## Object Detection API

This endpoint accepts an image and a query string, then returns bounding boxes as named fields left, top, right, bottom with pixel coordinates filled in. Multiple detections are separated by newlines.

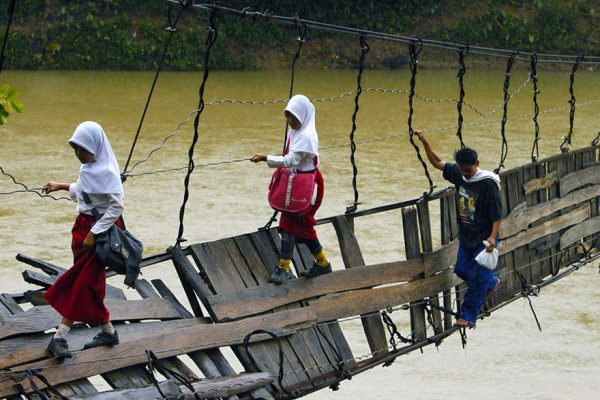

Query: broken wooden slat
left=206, top=258, right=423, bottom=321
left=559, top=216, right=600, bottom=250
left=0, top=297, right=181, bottom=340
left=333, top=215, right=388, bottom=358
left=21, top=270, right=126, bottom=300
left=69, top=380, right=182, bottom=399
left=499, top=203, right=590, bottom=255
left=559, top=165, right=600, bottom=196
left=178, top=372, right=274, bottom=399
left=523, top=170, right=558, bottom=195
left=0, top=308, right=316, bottom=398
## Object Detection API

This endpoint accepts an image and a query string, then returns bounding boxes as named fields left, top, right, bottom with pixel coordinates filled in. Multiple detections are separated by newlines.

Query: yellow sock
left=314, top=250, right=329, bottom=267
left=279, top=258, right=291, bottom=272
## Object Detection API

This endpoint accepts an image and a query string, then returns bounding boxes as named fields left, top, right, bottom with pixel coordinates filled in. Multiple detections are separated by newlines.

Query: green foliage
left=0, top=84, right=24, bottom=125
left=0, top=0, right=597, bottom=70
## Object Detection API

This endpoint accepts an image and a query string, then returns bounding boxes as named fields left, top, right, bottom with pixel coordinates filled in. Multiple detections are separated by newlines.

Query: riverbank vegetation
left=1, top=0, right=598, bottom=70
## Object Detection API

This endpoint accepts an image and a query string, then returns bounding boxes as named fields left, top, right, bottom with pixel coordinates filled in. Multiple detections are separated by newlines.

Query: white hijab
left=69, top=121, right=124, bottom=195
left=284, top=95, right=319, bottom=158
left=463, top=168, right=501, bottom=190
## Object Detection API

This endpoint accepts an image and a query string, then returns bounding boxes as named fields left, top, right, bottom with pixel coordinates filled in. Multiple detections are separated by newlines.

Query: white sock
left=100, top=322, right=115, bottom=335
left=53, top=323, right=71, bottom=339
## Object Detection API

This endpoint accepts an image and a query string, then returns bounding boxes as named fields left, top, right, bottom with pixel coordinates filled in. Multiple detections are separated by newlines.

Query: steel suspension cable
left=406, top=38, right=435, bottom=196
left=495, top=51, right=518, bottom=174
left=455, top=45, right=469, bottom=149
left=345, top=35, right=369, bottom=214
left=530, top=53, right=540, bottom=162
left=175, top=10, right=217, bottom=246
left=560, top=55, right=584, bottom=153
left=122, top=0, right=190, bottom=177
left=262, top=17, right=307, bottom=230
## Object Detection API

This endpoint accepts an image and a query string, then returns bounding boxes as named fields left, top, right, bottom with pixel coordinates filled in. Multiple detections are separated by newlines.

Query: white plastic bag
left=475, top=241, right=498, bottom=270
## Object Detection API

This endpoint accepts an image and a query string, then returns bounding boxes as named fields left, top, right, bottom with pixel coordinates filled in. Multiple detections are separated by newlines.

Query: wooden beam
left=332, top=215, right=388, bottom=357
left=206, top=258, right=423, bottom=321
left=0, top=298, right=181, bottom=340
left=559, top=165, right=600, bottom=196
left=499, top=185, right=599, bottom=238
left=0, top=308, right=317, bottom=398
left=499, top=204, right=590, bottom=255
left=70, top=380, right=182, bottom=399
left=403, top=206, right=427, bottom=341
left=310, top=269, right=462, bottom=322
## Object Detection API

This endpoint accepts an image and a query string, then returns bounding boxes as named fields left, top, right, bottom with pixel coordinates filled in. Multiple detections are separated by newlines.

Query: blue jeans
left=454, top=240, right=499, bottom=323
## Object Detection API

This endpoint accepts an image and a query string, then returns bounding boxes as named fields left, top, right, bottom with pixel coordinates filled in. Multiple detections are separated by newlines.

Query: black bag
left=82, top=192, right=143, bottom=288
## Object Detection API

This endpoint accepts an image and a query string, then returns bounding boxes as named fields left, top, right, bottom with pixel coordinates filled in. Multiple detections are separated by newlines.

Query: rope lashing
left=122, top=0, right=191, bottom=179
left=175, top=10, right=218, bottom=247
left=455, top=44, right=469, bottom=149
left=530, top=53, right=541, bottom=162
left=345, top=35, right=369, bottom=214
left=406, top=37, right=436, bottom=197
left=262, top=16, right=307, bottom=231
left=0, top=0, right=16, bottom=74
left=243, top=329, right=293, bottom=397
left=494, top=50, right=519, bottom=174
left=560, top=55, right=584, bottom=153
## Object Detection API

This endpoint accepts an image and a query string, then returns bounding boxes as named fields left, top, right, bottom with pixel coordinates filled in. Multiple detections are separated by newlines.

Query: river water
left=1, top=67, right=599, bottom=399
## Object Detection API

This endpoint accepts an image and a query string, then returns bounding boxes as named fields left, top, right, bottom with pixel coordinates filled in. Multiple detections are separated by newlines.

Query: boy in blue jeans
left=416, top=131, right=503, bottom=327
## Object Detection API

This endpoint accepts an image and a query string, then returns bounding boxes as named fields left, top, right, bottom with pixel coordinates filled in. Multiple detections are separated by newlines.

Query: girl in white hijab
left=251, top=95, right=332, bottom=284
left=42, top=121, right=124, bottom=359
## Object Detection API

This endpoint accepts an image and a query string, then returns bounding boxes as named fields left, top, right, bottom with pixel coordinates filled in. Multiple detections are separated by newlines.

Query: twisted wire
left=561, top=55, right=584, bottom=153
left=530, top=53, right=540, bottom=162
left=495, top=51, right=518, bottom=174
left=455, top=45, right=469, bottom=148
left=346, top=35, right=369, bottom=213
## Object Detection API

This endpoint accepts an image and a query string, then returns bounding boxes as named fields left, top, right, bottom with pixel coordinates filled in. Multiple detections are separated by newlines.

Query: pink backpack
left=268, top=167, right=316, bottom=213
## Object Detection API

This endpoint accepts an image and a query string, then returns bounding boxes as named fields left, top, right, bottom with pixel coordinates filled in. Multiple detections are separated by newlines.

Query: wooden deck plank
left=559, top=216, right=600, bottom=249
left=206, top=258, right=423, bottom=321
left=0, top=298, right=180, bottom=340
left=310, top=269, right=461, bottom=322
left=0, top=308, right=317, bottom=398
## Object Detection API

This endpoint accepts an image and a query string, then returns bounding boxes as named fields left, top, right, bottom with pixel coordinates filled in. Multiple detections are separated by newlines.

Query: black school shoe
left=84, top=331, right=119, bottom=349
left=270, top=267, right=295, bottom=284
left=47, top=337, right=72, bottom=359
left=301, top=262, right=332, bottom=278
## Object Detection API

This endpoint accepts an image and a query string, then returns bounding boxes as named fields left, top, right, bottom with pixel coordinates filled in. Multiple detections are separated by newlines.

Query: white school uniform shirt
left=68, top=121, right=125, bottom=235
left=267, top=94, right=319, bottom=172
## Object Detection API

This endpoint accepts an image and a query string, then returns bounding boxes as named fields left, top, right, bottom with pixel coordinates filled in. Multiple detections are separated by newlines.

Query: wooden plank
left=206, top=258, right=423, bottom=321
left=0, top=298, right=181, bottom=340
left=171, top=245, right=215, bottom=318
left=499, top=203, right=590, bottom=255
left=559, top=165, right=600, bottom=195
left=423, top=240, right=458, bottom=277
left=417, top=199, right=442, bottom=335
left=16, top=254, right=126, bottom=299
left=499, top=185, right=599, bottom=238
left=0, top=319, right=202, bottom=369
left=0, top=308, right=317, bottom=397
left=151, top=279, right=238, bottom=379
left=523, top=170, right=558, bottom=195
left=332, top=215, right=388, bottom=356
left=310, top=269, right=462, bottom=322
left=179, top=372, right=273, bottom=399
left=403, top=207, right=427, bottom=341
left=559, top=216, right=600, bottom=249
left=439, top=195, right=456, bottom=330
left=70, top=380, right=182, bottom=400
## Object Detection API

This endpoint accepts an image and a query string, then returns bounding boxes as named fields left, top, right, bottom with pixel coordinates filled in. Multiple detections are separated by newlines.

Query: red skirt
left=279, top=168, right=324, bottom=240
left=45, top=213, right=122, bottom=325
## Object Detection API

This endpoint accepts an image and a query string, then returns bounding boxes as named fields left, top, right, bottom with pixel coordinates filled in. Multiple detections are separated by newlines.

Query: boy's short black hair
left=454, top=147, right=478, bottom=166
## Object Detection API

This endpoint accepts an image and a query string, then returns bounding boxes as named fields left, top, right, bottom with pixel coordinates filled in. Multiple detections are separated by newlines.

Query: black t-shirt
left=443, top=163, right=503, bottom=249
